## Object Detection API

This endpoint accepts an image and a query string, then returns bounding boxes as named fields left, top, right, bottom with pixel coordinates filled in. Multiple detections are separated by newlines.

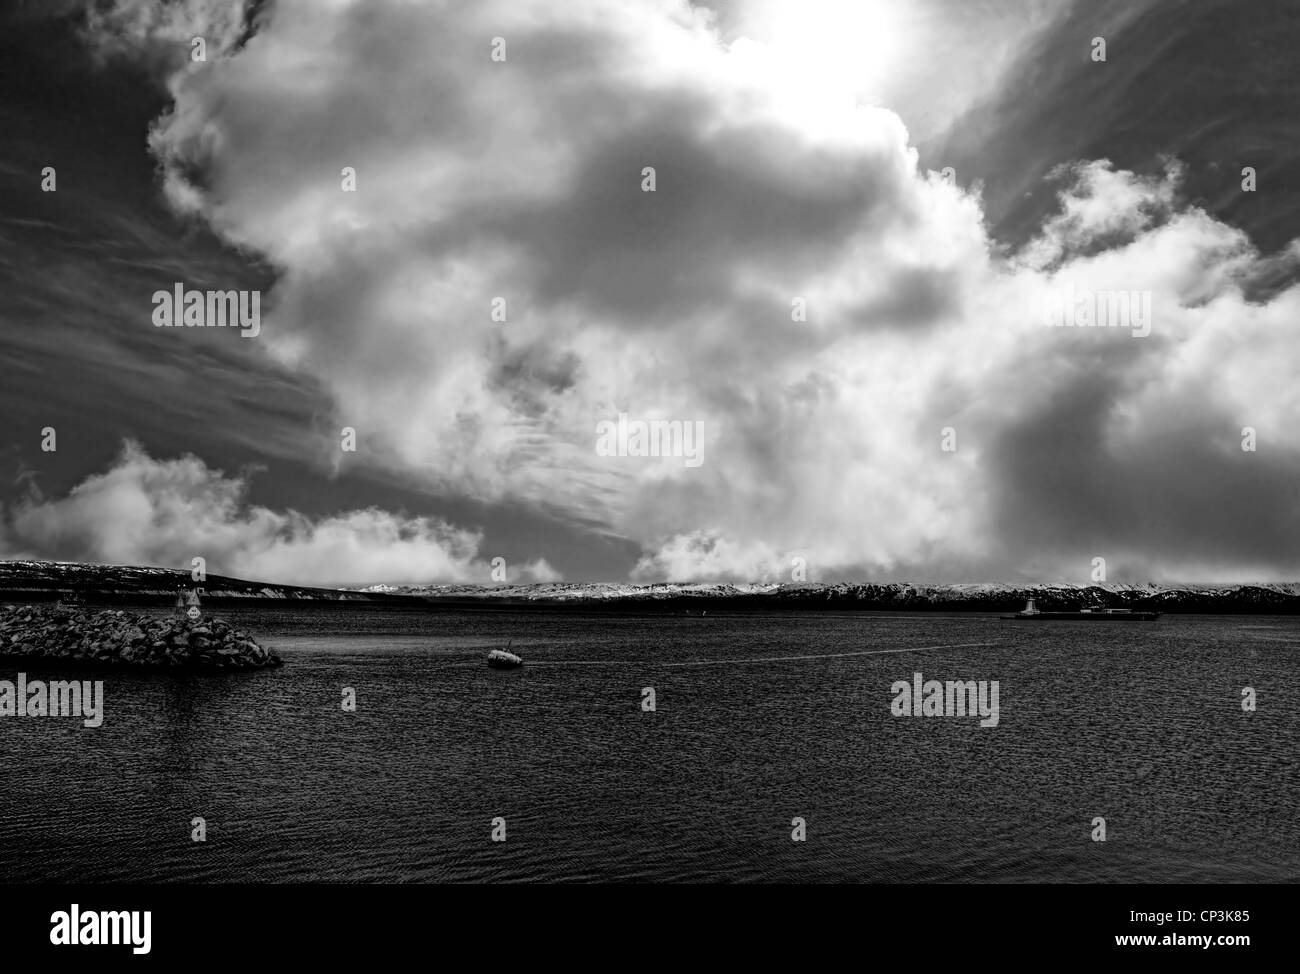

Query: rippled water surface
left=1, top=604, right=1296, bottom=882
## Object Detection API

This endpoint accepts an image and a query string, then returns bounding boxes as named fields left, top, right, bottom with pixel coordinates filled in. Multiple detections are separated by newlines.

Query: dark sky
left=0, top=0, right=637, bottom=582
left=2, top=0, right=1298, bottom=585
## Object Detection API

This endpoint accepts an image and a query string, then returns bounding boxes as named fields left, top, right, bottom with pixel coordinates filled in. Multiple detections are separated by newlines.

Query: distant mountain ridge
left=4, top=561, right=1300, bottom=613
left=364, top=579, right=1300, bottom=613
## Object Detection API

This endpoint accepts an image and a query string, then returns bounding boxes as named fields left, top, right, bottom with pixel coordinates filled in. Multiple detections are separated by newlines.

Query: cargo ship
left=1002, top=597, right=1160, bottom=621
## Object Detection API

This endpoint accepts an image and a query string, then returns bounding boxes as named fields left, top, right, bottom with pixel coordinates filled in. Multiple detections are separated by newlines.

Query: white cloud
left=83, top=0, right=249, bottom=78
left=79, top=0, right=1300, bottom=583
left=0, top=442, right=561, bottom=587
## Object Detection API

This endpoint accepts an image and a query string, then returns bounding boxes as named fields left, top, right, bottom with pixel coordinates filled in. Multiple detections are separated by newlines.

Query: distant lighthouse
left=174, top=587, right=203, bottom=623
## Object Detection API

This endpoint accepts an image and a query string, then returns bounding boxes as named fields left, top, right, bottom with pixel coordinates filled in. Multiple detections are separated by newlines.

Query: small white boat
left=487, top=647, right=524, bottom=669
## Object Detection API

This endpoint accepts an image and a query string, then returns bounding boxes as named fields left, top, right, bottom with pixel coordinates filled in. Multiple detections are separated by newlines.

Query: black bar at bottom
left=0, top=882, right=1283, bottom=963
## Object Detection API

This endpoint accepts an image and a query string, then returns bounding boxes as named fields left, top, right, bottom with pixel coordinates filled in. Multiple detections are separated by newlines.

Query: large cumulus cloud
left=1, top=442, right=560, bottom=587
left=78, top=0, right=1300, bottom=583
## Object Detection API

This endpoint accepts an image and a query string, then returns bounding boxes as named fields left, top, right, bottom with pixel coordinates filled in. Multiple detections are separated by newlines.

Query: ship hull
left=1002, top=612, right=1161, bottom=621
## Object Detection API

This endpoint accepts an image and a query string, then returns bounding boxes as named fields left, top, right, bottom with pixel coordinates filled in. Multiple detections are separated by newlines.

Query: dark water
left=1, top=604, right=1296, bottom=883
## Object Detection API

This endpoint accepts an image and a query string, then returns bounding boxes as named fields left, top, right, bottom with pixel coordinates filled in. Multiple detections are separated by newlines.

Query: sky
left=2, top=0, right=1299, bottom=587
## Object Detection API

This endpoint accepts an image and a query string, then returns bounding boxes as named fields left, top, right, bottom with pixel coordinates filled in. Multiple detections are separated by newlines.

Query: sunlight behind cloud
left=730, top=0, right=910, bottom=114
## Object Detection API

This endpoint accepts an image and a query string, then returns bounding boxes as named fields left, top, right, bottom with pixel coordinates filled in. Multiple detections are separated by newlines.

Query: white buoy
left=487, top=648, right=523, bottom=669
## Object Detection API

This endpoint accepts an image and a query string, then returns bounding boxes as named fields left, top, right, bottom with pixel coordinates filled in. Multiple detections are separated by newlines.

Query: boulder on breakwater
left=0, top=603, right=281, bottom=671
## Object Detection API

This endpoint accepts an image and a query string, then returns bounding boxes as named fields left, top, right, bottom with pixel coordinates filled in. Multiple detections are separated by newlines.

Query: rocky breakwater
left=0, top=604, right=282, bottom=671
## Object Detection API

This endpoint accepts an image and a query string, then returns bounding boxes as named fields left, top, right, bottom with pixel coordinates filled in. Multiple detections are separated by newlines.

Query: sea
left=1, top=603, right=1296, bottom=883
